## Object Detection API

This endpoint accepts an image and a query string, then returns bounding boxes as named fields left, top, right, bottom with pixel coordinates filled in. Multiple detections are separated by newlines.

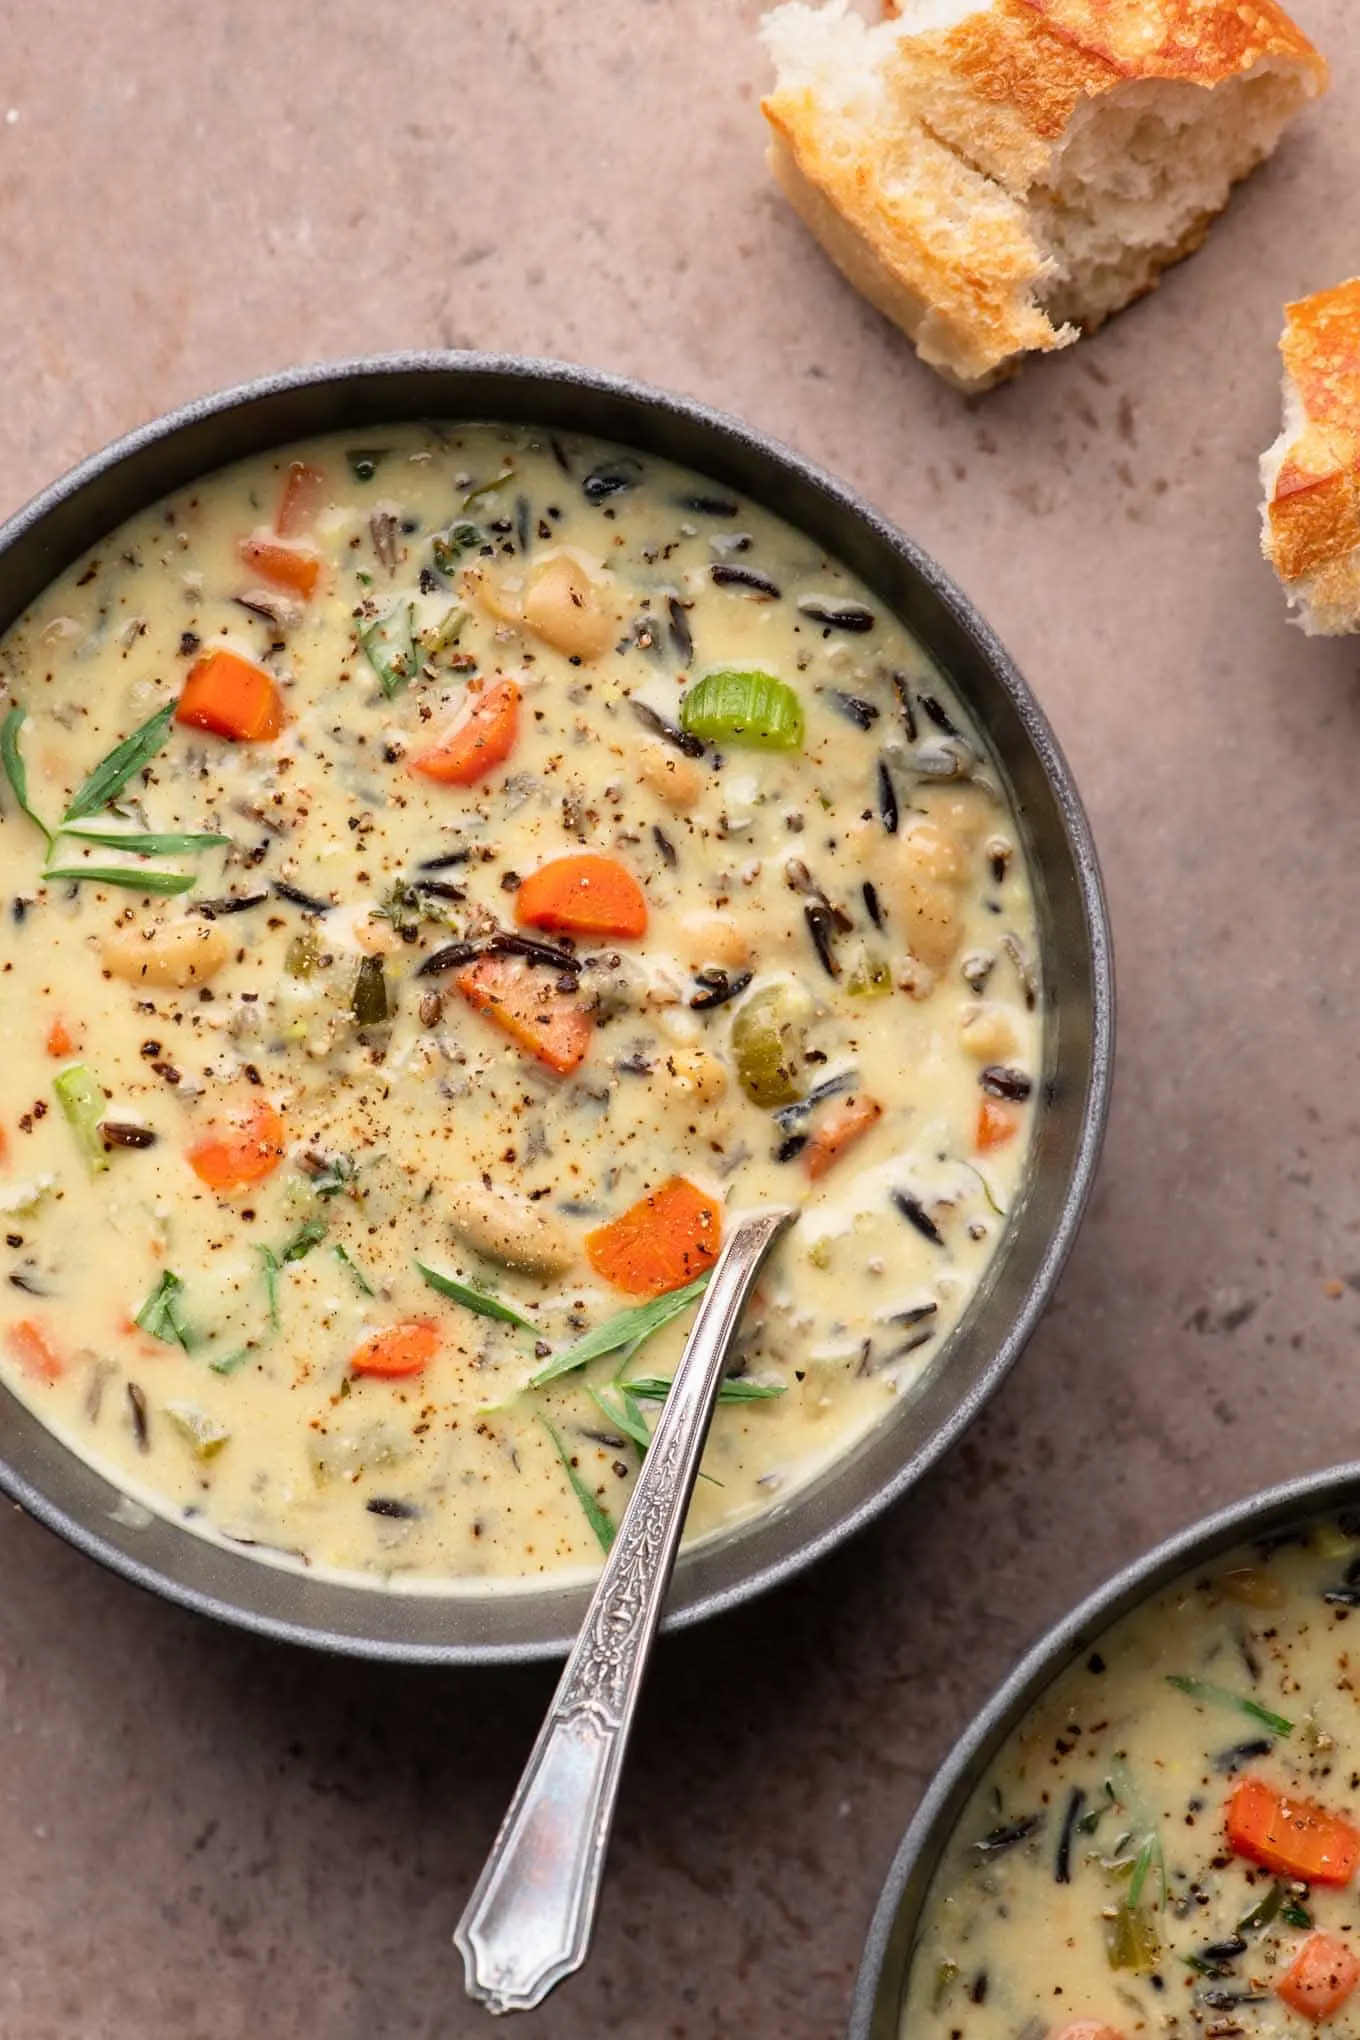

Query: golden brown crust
left=1267, top=281, right=1360, bottom=584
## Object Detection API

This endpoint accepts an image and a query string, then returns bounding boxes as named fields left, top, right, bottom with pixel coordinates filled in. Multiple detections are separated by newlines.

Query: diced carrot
left=409, top=679, right=520, bottom=786
left=1278, top=1933, right=1360, bottom=2022
left=187, top=1095, right=286, bottom=1194
left=977, top=1097, right=1021, bottom=1153
left=237, top=535, right=320, bottom=600
left=1049, top=2026, right=1125, bottom=2040
left=586, top=1176, right=722, bottom=1297
left=177, top=649, right=286, bottom=744
left=276, top=459, right=325, bottom=537
left=6, top=1320, right=64, bottom=1383
left=1226, top=1777, right=1360, bottom=1887
left=45, top=1018, right=77, bottom=1059
left=349, top=1318, right=440, bottom=1379
left=454, top=954, right=593, bottom=1075
left=515, top=853, right=648, bottom=941
left=804, top=1093, right=882, bottom=1181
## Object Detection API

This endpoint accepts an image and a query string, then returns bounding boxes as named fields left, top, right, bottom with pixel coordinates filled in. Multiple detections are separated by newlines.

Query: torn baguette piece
left=1261, top=279, right=1360, bottom=636
left=761, top=0, right=1328, bottom=392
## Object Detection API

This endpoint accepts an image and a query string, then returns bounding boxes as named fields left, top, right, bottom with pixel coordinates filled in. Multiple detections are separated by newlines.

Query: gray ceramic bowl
left=850, top=1462, right=1360, bottom=2040
left=0, top=354, right=1113, bottom=1662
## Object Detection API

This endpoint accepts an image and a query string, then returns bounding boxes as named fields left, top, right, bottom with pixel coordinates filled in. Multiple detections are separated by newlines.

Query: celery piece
left=54, top=1063, right=110, bottom=1173
left=679, top=668, right=804, bottom=751
left=166, top=1403, right=231, bottom=1460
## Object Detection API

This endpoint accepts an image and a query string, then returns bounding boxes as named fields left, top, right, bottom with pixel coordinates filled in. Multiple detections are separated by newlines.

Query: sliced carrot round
left=454, top=954, right=593, bottom=1074
left=5, top=1320, right=64, bottom=1383
left=410, top=679, right=520, bottom=786
left=187, top=1095, right=286, bottom=1194
left=1226, top=1776, right=1360, bottom=1886
left=515, top=853, right=648, bottom=940
left=177, top=649, right=286, bottom=744
left=586, top=1177, right=722, bottom=1297
left=350, top=1318, right=440, bottom=1379
left=238, top=534, right=320, bottom=600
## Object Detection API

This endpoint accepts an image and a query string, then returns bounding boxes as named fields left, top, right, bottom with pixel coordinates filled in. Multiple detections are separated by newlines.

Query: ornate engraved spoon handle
left=454, top=1205, right=797, bottom=2016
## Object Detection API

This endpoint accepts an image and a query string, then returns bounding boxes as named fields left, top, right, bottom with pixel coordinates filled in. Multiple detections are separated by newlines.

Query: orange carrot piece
left=45, top=1018, right=77, bottom=1059
left=0, top=1126, right=9, bottom=1170
left=187, top=1095, right=286, bottom=1194
left=6, top=1320, right=64, bottom=1383
left=515, top=853, right=648, bottom=941
left=1278, top=1934, right=1360, bottom=2022
left=349, top=1318, right=440, bottom=1379
left=276, top=459, right=325, bottom=537
left=409, top=679, right=520, bottom=786
left=1226, top=1778, right=1360, bottom=1887
left=977, top=1097, right=1021, bottom=1153
left=1049, top=2026, right=1125, bottom=2040
left=454, top=954, right=593, bottom=1075
left=237, top=535, right=320, bottom=600
left=177, top=649, right=286, bottom=744
left=586, top=1177, right=723, bottom=1297
left=804, top=1094, right=882, bottom=1181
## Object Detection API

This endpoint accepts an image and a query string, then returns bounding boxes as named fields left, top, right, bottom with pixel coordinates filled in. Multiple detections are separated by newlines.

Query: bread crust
left=1266, top=281, right=1360, bottom=587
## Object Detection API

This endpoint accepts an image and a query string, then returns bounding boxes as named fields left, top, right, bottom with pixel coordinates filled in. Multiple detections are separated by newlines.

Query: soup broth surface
left=0, top=421, right=1039, bottom=1588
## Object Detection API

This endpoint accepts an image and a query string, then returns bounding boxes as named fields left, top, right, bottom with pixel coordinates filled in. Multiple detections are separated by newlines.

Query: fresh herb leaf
left=359, top=601, right=419, bottom=698
left=55, top=825, right=229, bottom=855
left=1, top=705, right=52, bottom=845
left=334, top=1243, right=374, bottom=1297
left=259, top=1246, right=281, bottom=1330
left=53, top=1063, right=109, bottom=1173
left=960, top=1159, right=1007, bottom=1219
left=279, top=1218, right=327, bottom=1264
left=346, top=448, right=390, bottom=482
left=588, top=1381, right=652, bottom=1454
left=463, top=472, right=513, bottom=510
left=209, top=1347, right=253, bottom=1377
left=626, top=1375, right=785, bottom=1404
left=1283, top=1900, right=1313, bottom=1929
left=309, top=1153, right=358, bottom=1199
left=432, top=523, right=483, bottom=575
left=540, top=1416, right=615, bottom=1554
left=135, top=1269, right=194, bottom=1352
left=530, top=1271, right=711, bottom=1386
left=415, top=1260, right=539, bottom=1334
left=1166, top=1675, right=1293, bottom=1739
left=42, top=865, right=196, bottom=896
left=1237, top=1883, right=1285, bottom=1936
left=62, top=702, right=175, bottom=822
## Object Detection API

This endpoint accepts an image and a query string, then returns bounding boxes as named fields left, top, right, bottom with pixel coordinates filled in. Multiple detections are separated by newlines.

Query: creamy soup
left=0, top=421, right=1039, bottom=1589
left=903, top=1517, right=1360, bottom=2040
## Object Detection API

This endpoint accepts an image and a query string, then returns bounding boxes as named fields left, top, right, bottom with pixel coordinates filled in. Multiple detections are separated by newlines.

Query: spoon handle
left=454, top=1205, right=796, bottom=2016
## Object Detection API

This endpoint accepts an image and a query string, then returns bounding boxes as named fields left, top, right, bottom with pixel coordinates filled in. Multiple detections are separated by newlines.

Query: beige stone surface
left=2, top=3, right=1359, bottom=2035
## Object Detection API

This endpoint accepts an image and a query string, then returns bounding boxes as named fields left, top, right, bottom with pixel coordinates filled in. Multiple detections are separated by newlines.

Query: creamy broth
left=0, top=422, right=1039, bottom=1589
left=903, top=1520, right=1360, bottom=2040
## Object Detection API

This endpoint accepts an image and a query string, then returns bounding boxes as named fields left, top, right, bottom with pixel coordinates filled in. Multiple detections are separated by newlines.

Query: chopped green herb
left=346, top=448, right=390, bottom=482
left=54, top=1063, right=109, bottom=1173
left=540, top=1416, right=615, bottom=1555
left=259, top=1247, right=281, bottom=1330
left=588, top=1381, right=652, bottom=1454
left=135, top=1270, right=194, bottom=1352
left=961, top=1159, right=1007, bottom=1219
left=43, top=865, right=196, bottom=896
left=432, top=523, right=484, bottom=575
left=462, top=473, right=513, bottom=510
left=1238, top=1882, right=1285, bottom=1935
left=55, top=825, right=229, bottom=855
left=279, top=1218, right=328, bottom=1264
left=351, top=954, right=388, bottom=1026
left=530, top=1271, right=711, bottom=1386
left=679, top=668, right=804, bottom=751
left=415, top=1260, right=539, bottom=1334
left=1167, top=1676, right=1293, bottom=1739
left=1, top=704, right=53, bottom=846
left=1283, top=1899, right=1314, bottom=1930
left=309, top=1153, right=358, bottom=1199
left=333, top=1243, right=374, bottom=1297
left=61, top=702, right=175, bottom=822
left=625, top=1375, right=786, bottom=1404
left=209, top=1348, right=253, bottom=1378
left=358, top=601, right=419, bottom=699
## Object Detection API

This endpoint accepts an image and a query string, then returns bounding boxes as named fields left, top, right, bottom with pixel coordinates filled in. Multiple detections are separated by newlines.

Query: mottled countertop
left=4, top=4, right=1359, bottom=2035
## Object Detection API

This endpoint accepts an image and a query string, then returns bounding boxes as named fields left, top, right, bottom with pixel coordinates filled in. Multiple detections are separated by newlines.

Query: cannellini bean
left=899, top=876, right=961, bottom=970
left=675, top=910, right=751, bottom=971
left=922, top=785, right=991, bottom=846
left=900, top=819, right=967, bottom=887
left=446, top=1182, right=577, bottom=1276
left=959, top=1004, right=1019, bottom=1063
left=521, top=553, right=616, bottom=661
left=638, top=743, right=703, bottom=811
left=101, top=917, right=230, bottom=988
left=664, top=1050, right=728, bottom=1105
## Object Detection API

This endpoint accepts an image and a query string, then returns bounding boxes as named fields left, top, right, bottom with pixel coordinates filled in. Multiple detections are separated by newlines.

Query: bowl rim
left=848, top=1458, right=1360, bottom=2040
left=0, top=351, right=1114, bottom=1660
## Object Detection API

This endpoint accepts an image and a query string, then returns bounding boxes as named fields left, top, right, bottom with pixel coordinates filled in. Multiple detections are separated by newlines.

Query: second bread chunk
left=761, top=0, right=1327, bottom=391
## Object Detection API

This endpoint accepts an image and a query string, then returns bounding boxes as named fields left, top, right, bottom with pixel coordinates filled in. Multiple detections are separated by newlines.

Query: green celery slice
left=679, top=668, right=804, bottom=750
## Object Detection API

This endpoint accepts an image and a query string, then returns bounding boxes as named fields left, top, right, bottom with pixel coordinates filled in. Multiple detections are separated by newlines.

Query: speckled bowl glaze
left=0, top=354, right=1113, bottom=1661
left=850, top=1463, right=1360, bottom=2040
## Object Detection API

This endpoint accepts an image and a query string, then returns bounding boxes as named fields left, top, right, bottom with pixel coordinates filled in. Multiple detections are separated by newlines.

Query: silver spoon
left=455, top=1205, right=797, bottom=2015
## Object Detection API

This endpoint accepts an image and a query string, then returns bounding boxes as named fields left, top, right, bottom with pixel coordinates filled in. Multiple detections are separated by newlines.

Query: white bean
left=446, top=1182, right=577, bottom=1276
left=101, top=918, right=230, bottom=988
